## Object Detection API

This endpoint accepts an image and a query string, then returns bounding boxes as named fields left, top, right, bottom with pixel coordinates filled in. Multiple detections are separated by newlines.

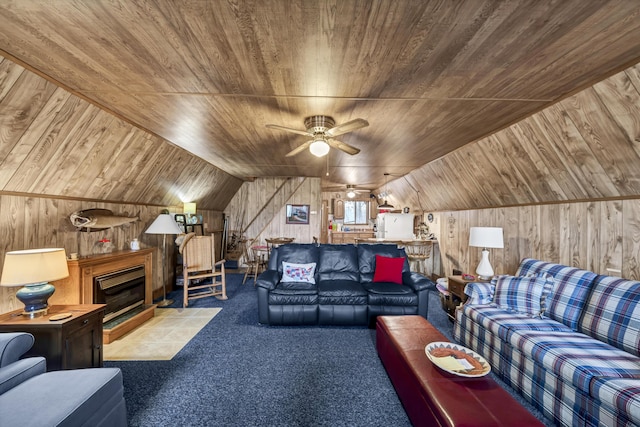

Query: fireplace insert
left=94, top=265, right=145, bottom=323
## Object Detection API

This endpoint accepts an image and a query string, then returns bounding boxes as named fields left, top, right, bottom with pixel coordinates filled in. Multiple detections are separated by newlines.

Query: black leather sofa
left=256, top=243, right=434, bottom=326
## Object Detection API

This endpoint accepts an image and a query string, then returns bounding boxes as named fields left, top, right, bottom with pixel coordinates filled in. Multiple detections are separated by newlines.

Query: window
left=344, top=200, right=368, bottom=224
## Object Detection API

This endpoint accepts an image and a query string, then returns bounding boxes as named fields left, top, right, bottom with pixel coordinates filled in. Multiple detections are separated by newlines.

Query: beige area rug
left=103, top=307, right=221, bottom=361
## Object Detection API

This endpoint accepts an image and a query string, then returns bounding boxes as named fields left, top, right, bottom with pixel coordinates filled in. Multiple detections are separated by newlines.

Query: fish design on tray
left=425, top=342, right=491, bottom=377
left=70, top=208, right=138, bottom=231
left=429, top=346, right=485, bottom=375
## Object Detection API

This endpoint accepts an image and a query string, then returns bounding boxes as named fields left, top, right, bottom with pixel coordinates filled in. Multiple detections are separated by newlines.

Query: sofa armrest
left=256, top=270, right=280, bottom=291
left=402, top=272, right=435, bottom=293
left=0, top=356, right=46, bottom=395
left=464, top=282, right=495, bottom=305
left=402, top=272, right=435, bottom=319
left=0, top=333, right=35, bottom=368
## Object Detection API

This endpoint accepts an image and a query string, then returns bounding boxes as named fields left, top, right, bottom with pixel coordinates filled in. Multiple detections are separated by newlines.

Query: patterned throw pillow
left=281, top=262, right=316, bottom=284
left=492, top=273, right=555, bottom=315
left=493, top=274, right=547, bottom=317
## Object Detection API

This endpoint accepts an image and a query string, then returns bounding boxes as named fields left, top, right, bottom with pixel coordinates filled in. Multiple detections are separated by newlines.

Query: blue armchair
left=0, top=332, right=46, bottom=395
left=0, top=332, right=127, bottom=426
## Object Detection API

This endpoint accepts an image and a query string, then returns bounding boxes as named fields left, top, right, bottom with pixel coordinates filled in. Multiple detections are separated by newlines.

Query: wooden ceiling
left=0, top=57, right=243, bottom=210
left=386, top=63, right=640, bottom=212
left=1, top=1, right=640, bottom=191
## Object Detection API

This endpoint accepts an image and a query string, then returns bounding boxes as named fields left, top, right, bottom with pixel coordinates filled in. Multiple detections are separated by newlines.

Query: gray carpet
left=105, top=274, right=552, bottom=426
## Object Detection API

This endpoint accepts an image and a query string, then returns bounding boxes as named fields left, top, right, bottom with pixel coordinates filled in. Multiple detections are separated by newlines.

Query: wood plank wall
left=0, top=56, right=242, bottom=210
left=224, top=177, right=322, bottom=260
left=0, top=193, right=223, bottom=314
left=379, top=63, right=640, bottom=280
left=385, top=63, right=640, bottom=213
left=431, top=199, right=639, bottom=280
left=0, top=56, right=237, bottom=314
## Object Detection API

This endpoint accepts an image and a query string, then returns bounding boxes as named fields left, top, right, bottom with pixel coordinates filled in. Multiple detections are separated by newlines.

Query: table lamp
left=0, top=248, right=70, bottom=318
left=469, top=227, right=504, bottom=280
left=145, top=213, right=183, bottom=307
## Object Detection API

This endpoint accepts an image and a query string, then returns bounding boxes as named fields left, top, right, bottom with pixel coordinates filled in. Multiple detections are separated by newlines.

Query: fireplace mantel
left=52, top=248, right=155, bottom=343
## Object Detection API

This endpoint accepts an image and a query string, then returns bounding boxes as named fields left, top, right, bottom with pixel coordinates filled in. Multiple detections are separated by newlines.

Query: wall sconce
left=0, top=248, right=70, bottom=318
left=469, top=227, right=504, bottom=279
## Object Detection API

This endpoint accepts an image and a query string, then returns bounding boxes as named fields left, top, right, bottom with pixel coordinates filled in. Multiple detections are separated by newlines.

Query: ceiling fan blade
left=285, top=140, right=313, bottom=157
left=326, top=139, right=360, bottom=155
left=266, top=124, right=312, bottom=137
left=325, top=118, right=369, bottom=137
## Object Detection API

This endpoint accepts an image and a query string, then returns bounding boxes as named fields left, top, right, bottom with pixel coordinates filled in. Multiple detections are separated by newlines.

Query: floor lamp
left=145, top=213, right=183, bottom=307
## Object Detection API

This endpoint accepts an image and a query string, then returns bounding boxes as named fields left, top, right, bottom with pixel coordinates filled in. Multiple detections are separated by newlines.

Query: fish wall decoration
left=70, top=208, right=138, bottom=231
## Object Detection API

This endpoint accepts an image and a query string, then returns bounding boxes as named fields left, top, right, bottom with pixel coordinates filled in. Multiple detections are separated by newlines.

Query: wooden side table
left=0, top=304, right=105, bottom=371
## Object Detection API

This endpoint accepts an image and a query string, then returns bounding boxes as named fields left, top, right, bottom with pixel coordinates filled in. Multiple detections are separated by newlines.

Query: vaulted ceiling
left=2, top=0, right=640, bottom=195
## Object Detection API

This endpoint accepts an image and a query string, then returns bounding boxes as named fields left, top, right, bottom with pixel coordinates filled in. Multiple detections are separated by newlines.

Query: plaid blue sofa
left=453, top=258, right=640, bottom=427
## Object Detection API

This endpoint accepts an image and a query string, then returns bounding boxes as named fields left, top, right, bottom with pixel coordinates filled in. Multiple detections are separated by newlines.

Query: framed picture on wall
left=286, top=204, right=310, bottom=224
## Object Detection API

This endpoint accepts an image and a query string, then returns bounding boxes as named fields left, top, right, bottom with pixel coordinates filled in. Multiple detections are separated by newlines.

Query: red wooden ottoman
left=376, top=315, right=544, bottom=427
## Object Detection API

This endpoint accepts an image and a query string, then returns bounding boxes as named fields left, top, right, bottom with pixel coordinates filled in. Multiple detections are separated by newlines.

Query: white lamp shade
left=309, top=140, right=330, bottom=157
left=145, top=214, right=183, bottom=235
left=469, top=227, right=504, bottom=249
left=183, top=202, right=196, bottom=215
left=1, top=248, right=69, bottom=286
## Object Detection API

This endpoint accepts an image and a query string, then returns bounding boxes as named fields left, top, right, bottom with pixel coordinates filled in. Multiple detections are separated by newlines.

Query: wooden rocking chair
left=180, top=233, right=227, bottom=307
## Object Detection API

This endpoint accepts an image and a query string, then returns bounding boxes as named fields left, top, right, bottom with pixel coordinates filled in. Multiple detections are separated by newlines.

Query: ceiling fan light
left=309, top=140, right=330, bottom=157
left=347, top=190, right=356, bottom=198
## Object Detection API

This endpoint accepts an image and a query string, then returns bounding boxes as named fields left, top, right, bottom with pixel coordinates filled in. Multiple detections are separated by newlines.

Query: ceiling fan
left=345, top=185, right=371, bottom=198
left=266, top=115, right=368, bottom=157
left=324, top=184, right=371, bottom=198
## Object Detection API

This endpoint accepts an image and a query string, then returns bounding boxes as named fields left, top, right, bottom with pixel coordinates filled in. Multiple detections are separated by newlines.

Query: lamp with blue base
left=1, top=248, right=70, bottom=318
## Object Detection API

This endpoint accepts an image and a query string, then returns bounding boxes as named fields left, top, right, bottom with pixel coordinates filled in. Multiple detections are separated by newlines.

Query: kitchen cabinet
left=370, top=199, right=378, bottom=219
left=333, top=199, right=344, bottom=219
left=329, top=231, right=375, bottom=244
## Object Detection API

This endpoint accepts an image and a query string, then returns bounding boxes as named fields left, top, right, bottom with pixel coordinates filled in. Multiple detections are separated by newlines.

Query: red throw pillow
left=373, top=255, right=405, bottom=284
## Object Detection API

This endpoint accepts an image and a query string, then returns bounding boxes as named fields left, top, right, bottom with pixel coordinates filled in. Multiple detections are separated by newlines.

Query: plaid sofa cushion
left=590, top=377, right=640, bottom=426
left=500, top=341, right=633, bottom=427
left=465, top=273, right=555, bottom=314
left=463, top=282, right=495, bottom=305
left=493, top=275, right=546, bottom=317
left=509, top=329, right=640, bottom=392
left=461, top=304, right=571, bottom=342
left=579, top=275, right=640, bottom=357
left=454, top=306, right=509, bottom=371
left=515, top=258, right=597, bottom=330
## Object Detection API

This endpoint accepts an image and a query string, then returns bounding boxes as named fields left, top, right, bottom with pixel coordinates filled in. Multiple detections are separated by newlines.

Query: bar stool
left=403, top=240, right=433, bottom=275
left=242, top=239, right=260, bottom=285
left=243, top=238, right=271, bottom=285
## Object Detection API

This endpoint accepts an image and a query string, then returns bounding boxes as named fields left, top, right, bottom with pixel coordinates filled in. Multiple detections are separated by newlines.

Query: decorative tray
left=425, top=342, right=491, bottom=377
